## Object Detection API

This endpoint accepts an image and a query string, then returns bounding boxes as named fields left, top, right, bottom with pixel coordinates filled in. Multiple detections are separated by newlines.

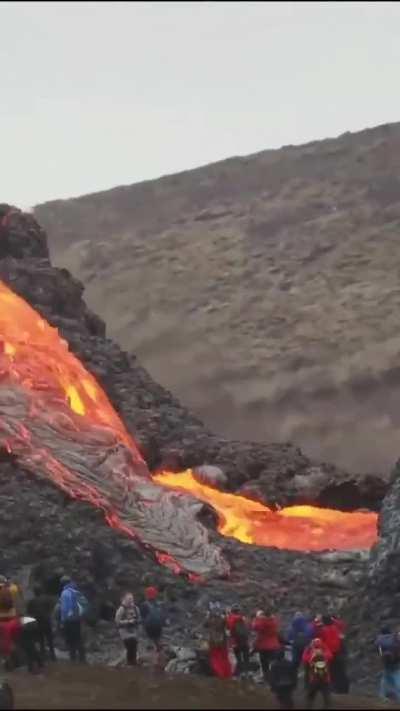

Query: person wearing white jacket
left=115, top=593, right=141, bottom=666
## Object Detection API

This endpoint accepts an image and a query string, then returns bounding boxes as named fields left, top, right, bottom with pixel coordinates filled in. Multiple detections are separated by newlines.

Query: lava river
left=0, top=279, right=377, bottom=578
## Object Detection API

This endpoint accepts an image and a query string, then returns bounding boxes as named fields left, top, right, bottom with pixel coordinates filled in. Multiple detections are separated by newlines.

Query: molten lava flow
left=153, top=470, right=378, bottom=551
left=0, top=279, right=228, bottom=578
left=0, top=281, right=141, bottom=454
left=0, top=278, right=378, bottom=576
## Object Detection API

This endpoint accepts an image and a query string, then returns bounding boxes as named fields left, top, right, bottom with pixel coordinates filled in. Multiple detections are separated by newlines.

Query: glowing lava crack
left=0, top=280, right=377, bottom=577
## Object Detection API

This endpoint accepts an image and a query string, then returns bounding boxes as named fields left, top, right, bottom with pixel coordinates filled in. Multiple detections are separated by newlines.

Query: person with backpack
left=205, top=602, right=232, bottom=679
left=140, top=587, right=165, bottom=668
left=0, top=577, right=23, bottom=623
left=59, top=576, right=87, bottom=663
left=251, top=609, right=282, bottom=682
left=376, top=625, right=400, bottom=701
left=302, top=637, right=332, bottom=709
left=0, top=577, right=23, bottom=672
left=115, top=593, right=141, bottom=666
left=26, top=585, right=56, bottom=662
left=287, top=612, right=314, bottom=675
left=226, top=604, right=250, bottom=677
left=320, top=614, right=349, bottom=694
left=269, top=647, right=297, bottom=709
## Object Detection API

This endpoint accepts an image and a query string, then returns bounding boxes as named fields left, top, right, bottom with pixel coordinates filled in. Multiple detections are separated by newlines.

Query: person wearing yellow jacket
left=0, top=575, right=24, bottom=621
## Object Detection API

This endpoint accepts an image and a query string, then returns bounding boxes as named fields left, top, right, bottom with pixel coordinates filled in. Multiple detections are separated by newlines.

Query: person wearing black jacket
left=269, top=648, right=297, bottom=709
left=26, top=586, right=56, bottom=662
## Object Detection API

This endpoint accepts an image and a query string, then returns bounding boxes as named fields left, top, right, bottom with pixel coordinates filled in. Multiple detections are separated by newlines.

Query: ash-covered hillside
left=35, top=121, right=400, bottom=474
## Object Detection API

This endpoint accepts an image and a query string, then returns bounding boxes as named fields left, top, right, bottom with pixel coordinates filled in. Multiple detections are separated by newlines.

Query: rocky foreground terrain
left=35, top=121, right=400, bottom=474
left=0, top=206, right=399, bottom=697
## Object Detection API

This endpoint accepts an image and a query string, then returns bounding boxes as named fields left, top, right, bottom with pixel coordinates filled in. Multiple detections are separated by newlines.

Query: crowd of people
left=202, top=604, right=349, bottom=709
left=0, top=575, right=166, bottom=675
left=0, top=573, right=400, bottom=708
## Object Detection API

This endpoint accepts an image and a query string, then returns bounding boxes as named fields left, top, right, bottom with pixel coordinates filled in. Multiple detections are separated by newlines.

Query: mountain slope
left=35, top=121, right=400, bottom=474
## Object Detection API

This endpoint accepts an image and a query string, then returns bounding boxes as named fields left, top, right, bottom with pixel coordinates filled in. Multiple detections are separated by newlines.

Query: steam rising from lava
left=0, top=280, right=377, bottom=577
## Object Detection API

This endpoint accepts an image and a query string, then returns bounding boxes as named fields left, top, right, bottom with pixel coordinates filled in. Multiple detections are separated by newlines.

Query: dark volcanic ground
left=0, top=205, right=398, bottom=698
left=11, top=664, right=398, bottom=710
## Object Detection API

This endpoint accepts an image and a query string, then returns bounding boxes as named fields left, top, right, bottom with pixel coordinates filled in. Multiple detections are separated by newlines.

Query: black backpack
left=293, top=630, right=307, bottom=650
left=233, top=618, right=249, bottom=645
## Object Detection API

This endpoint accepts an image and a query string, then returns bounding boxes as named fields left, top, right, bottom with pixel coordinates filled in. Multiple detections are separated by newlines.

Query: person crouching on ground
left=115, top=593, right=141, bottom=666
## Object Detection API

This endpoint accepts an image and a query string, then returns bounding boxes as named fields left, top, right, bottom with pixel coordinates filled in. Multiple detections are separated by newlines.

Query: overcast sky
left=1, top=1, right=400, bottom=208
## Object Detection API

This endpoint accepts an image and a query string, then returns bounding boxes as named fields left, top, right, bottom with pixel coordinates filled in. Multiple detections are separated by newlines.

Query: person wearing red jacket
left=251, top=610, right=281, bottom=681
left=302, top=638, right=332, bottom=709
left=226, top=604, right=250, bottom=677
left=321, top=615, right=349, bottom=694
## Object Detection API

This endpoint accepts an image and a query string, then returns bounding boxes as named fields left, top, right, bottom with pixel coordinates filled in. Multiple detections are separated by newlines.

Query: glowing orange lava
left=154, top=470, right=378, bottom=551
left=0, top=280, right=142, bottom=458
left=0, top=279, right=378, bottom=557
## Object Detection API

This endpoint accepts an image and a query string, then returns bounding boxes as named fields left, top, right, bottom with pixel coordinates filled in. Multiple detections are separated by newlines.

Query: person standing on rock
left=251, top=609, right=281, bottom=682
left=26, top=585, right=56, bottom=662
left=115, top=593, right=141, bottom=666
left=226, top=604, right=250, bottom=677
left=59, top=576, right=87, bottom=663
left=140, top=587, right=165, bottom=669
left=18, top=616, right=44, bottom=675
left=0, top=576, right=24, bottom=671
left=320, top=615, right=349, bottom=694
left=205, top=602, right=232, bottom=679
left=376, top=625, right=400, bottom=701
left=287, top=612, right=314, bottom=675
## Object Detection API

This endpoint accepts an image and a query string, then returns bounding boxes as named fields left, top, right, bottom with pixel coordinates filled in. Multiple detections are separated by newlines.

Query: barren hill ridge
left=35, top=121, right=400, bottom=474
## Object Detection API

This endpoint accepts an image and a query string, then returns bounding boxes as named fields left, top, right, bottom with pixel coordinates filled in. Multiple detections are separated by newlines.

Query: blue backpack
left=76, top=591, right=90, bottom=620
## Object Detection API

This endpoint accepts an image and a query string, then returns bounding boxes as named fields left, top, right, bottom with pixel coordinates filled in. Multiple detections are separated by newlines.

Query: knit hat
left=145, top=586, right=158, bottom=600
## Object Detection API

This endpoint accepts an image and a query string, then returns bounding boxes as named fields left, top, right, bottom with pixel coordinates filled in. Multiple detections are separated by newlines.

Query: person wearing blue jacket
left=59, top=576, right=86, bottom=663
left=287, top=612, right=314, bottom=674
left=376, top=626, right=400, bottom=701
